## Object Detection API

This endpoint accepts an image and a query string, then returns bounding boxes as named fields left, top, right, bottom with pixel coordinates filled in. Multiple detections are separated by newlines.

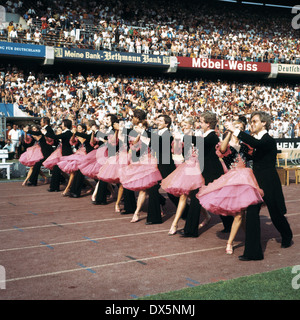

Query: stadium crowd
left=1, top=0, right=300, bottom=64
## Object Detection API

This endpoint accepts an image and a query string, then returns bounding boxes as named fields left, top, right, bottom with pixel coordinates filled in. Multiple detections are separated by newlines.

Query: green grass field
left=139, top=267, right=300, bottom=300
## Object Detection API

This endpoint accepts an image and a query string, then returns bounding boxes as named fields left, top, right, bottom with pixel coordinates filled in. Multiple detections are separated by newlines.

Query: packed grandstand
left=1, top=0, right=300, bottom=63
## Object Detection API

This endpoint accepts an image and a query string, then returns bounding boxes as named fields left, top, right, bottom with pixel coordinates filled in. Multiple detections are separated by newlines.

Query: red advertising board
left=177, top=57, right=271, bottom=73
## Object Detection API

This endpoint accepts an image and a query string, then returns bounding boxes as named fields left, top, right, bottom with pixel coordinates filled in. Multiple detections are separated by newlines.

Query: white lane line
left=0, top=229, right=171, bottom=252
left=3, top=233, right=299, bottom=284
left=2, top=245, right=226, bottom=283
left=0, top=211, right=299, bottom=233
left=0, top=216, right=132, bottom=232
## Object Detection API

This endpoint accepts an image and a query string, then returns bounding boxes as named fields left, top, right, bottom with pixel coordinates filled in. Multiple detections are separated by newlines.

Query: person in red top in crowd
left=41, top=21, right=48, bottom=35
left=46, top=86, right=54, bottom=102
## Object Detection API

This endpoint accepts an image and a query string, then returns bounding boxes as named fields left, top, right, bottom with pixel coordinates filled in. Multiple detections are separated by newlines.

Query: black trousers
left=29, top=159, right=44, bottom=186
left=183, top=189, right=234, bottom=237
left=94, top=180, right=136, bottom=212
left=70, top=170, right=85, bottom=197
left=265, top=197, right=293, bottom=243
left=123, top=188, right=137, bottom=214
left=244, top=196, right=293, bottom=259
left=147, top=183, right=189, bottom=223
left=243, top=204, right=264, bottom=260
left=49, top=164, right=62, bottom=191
left=95, top=180, right=108, bottom=204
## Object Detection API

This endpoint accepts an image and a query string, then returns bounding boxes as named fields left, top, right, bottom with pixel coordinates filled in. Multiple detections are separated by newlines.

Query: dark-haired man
left=146, top=114, right=189, bottom=224
left=24, top=117, right=54, bottom=186
left=44, top=119, right=73, bottom=192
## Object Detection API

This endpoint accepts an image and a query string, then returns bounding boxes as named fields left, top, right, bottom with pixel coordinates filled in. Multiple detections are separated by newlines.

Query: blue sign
left=0, top=41, right=45, bottom=58
left=0, top=103, right=14, bottom=117
left=54, top=47, right=170, bottom=66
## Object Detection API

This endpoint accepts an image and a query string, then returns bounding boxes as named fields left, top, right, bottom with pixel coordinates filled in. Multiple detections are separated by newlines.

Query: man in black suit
left=146, top=114, right=189, bottom=224
left=226, top=111, right=293, bottom=261
left=24, top=117, right=54, bottom=186
left=181, top=111, right=233, bottom=237
left=44, top=119, right=73, bottom=192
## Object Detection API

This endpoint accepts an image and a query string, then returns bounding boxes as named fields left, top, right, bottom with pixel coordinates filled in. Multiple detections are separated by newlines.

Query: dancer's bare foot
left=168, top=225, right=177, bottom=235
left=130, top=213, right=140, bottom=223
left=199, top=215, right=211, bottom=228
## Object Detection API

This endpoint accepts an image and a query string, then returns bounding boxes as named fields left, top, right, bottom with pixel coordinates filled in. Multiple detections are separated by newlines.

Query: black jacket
left=150, top=129, right=175, bottom=179
left=27, top=125, right=54, bottom=159
left=237, top=131, right=286, bottom=214
left=46, top=129, right=73, bottom=156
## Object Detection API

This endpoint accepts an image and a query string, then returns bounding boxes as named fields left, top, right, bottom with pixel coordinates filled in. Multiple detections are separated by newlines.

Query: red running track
left=0, top=180, right=299, bottom=300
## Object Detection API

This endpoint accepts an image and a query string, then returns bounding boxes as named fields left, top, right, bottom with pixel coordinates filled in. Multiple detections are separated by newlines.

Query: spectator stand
left=1, top=1, right=300, bottom=63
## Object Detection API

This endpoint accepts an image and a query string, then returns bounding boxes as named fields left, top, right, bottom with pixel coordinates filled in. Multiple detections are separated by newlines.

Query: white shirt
left=254, top=130, right=268, bottom=140
left=9, top=128, right=21, bottom=141
left=203, top=129, right=215, bottom=137
left=158, top=127, right=168, bottom=136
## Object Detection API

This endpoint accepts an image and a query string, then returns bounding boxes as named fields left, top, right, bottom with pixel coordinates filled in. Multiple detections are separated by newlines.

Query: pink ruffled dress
left=19, top=141, right=44, bottom=167
left=196, top=144, right=264, bottom=216
left=161, top=151, right=204, bottom=197
left=96, top=149, right=129, bottom=183
left=120, top=143, right=162, bottom=191
left=96, top=134, right=129, bottom=184
left=78, top=145, right=108, bottom=179
left=57, top=146, right=87, bottom=174
left=43, top=145, right=62, bottom=170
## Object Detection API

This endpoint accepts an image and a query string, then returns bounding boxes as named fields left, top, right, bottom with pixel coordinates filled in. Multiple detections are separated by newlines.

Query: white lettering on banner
left=60, top=49, right=166, bottom=65
left=142, top=54, right=162, bottom=64
left=64, top=50, right=84, bottom=58
left=277, top=143, right=300, bottom=150
left=191, top=58, right=258, bottom=71
left=0, top=44, right=42, bottom=54
left=85, top=51, right=101, bottom=59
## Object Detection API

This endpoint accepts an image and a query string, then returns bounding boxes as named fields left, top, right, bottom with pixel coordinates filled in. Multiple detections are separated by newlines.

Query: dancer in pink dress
left=93, top=115, right=124, bottom=208
left=196, top=120, right=264, bottom=254
left=57, top=124, right=88, bottom=195
left=120, top=127, right=162, bottom=223
left=42, top=127, right=63, bottom=170
left=82, top=125, right=112, bottom=204
left=77, top=129, right=107, bottom=180
left=19, top=125, right=48, bottom=186
left=120, top=137, right=162, bottom=192
left=118, top=109, right=164, bottom=223
left=160, top=118, right=205, bottom=235
left=96, top=130, right=121, bottom=183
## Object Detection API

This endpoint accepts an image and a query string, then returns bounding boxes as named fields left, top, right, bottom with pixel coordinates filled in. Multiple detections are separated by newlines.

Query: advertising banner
left=276, top=138, right=300, bottom=150
left=55, top=47, right=170, bottom=66
left=0, top=41, right=45, bottom=58
left=177, top=57, right=271, bottom=73
left=277, top=64, right=300, bottom=75
left=276, top=138, right=300, bottom=165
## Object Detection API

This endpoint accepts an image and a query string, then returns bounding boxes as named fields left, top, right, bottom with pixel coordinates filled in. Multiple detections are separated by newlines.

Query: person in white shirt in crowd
left=33, top=29, right=42, bottom=43
left=2, top=139, right=15, bottom=160
left=8, top=124, right=21, bottom=158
